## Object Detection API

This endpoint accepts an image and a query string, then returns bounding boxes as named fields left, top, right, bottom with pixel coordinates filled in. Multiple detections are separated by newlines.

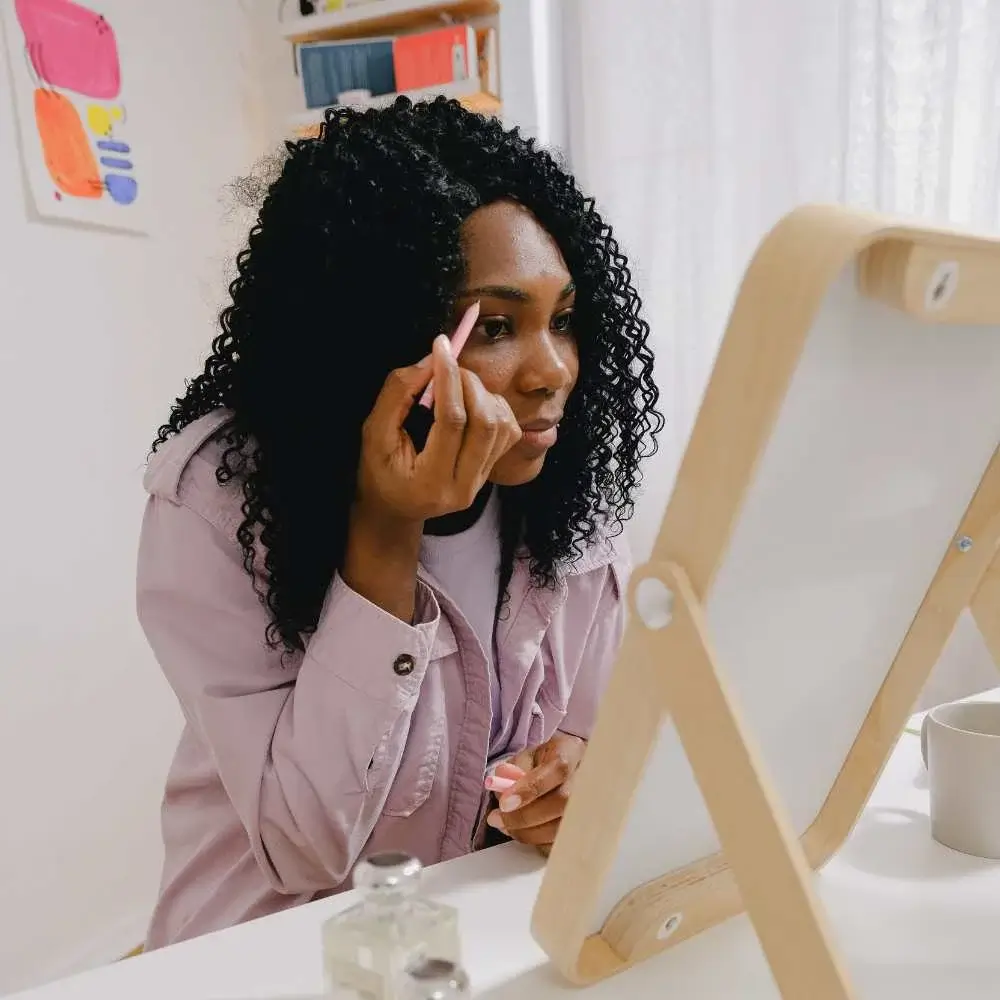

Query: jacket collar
left=143, top=410, right=234, bottom=500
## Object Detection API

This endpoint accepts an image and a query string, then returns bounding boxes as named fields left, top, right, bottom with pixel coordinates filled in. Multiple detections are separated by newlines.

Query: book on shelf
left=476, top=25, right=498, bottom=95
left=393, top=24, right=477, bottom=92
left=295, top=22, right=497, bottom=112
left=297, top=36, right=396, bottom=109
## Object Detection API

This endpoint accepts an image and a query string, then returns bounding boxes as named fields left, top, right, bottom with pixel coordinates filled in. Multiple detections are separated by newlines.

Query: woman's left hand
left=486, top=732, right=586, bottom=855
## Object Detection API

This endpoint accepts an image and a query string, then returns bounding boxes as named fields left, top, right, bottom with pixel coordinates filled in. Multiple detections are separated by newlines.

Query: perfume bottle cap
left=401, top=958, right=470, bottom=997
left=353, top=851, right=423, bottom=894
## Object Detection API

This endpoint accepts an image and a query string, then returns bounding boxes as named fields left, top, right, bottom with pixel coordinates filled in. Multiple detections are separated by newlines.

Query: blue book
left=297, top=38, right=396, bottom=109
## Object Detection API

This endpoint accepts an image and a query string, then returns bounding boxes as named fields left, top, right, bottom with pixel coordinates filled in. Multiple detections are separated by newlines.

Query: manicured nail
left=486, top=811, right=505, bottom=831
left=500, top=794, right=522, bottom=813
left=484, top=776, right=516, bottom=792
left=415, top=353, right=432, bottom=369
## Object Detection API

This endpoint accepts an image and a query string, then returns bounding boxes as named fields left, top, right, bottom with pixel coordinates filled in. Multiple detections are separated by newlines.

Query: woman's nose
left=517, top=332, right=574, bottom=395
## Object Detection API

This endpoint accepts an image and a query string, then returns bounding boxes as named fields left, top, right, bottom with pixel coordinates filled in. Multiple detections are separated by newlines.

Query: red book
left=392, top=24, right=477, bottom=92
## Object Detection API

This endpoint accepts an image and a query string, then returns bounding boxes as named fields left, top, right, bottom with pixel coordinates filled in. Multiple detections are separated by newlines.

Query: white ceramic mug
left=920, top=700, right=1000, bottom=859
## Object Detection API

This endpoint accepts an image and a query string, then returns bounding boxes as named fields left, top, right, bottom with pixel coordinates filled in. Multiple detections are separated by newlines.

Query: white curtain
left=555, top=0, right=1000, bottom=703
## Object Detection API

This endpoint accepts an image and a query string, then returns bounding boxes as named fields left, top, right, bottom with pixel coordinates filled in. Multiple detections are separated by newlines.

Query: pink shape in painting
left=14, top=0, right=121, bottom=100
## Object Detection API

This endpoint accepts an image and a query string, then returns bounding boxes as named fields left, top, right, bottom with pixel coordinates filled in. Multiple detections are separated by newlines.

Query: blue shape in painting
left=100, top=156, right=133, bottom=170
left=105, top=173, right=137, bottom=205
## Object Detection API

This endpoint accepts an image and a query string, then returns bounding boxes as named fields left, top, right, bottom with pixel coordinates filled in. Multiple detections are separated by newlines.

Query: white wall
left=0, top=2, right=261, bottom=991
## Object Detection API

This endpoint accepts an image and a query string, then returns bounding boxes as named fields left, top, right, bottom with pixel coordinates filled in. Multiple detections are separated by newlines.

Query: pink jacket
left=138, top=411, right=628, bottom=948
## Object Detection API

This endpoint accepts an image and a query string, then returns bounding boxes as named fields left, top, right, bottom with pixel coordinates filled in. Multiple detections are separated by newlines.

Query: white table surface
left=11, top=696, right=1000, bottom=1000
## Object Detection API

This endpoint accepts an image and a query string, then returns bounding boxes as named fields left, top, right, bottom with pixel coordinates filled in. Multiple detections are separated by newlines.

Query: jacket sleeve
left=137, top=495, right=441, bottom=894
left=558, top=544, right=631, bottom=742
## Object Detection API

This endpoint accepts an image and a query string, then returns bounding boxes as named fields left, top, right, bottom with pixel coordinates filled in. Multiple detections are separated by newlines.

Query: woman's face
left=455, top=200, right=579, bottom=487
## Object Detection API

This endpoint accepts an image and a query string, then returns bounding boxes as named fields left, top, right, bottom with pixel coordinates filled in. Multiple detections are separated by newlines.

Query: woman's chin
left=488, top=452, right=548, bottom=487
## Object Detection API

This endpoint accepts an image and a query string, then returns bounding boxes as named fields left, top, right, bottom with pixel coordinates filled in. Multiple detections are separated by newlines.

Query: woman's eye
left=478, top=317, right=512, bottom=340
left=551, top=310, right=574, bottom=333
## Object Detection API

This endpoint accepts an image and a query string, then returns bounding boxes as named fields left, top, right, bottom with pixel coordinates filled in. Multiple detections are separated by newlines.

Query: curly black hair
left=153, top=97, right=663, bottom=654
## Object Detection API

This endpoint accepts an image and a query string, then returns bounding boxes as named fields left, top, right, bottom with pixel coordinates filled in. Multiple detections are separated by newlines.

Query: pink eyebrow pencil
left=418, top=300, right=481, bottom=409
left=484, top=775, right=517, bottom=793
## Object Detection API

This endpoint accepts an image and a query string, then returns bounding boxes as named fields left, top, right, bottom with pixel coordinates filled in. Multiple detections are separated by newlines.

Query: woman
left=139, top=97, right=662, bottom=948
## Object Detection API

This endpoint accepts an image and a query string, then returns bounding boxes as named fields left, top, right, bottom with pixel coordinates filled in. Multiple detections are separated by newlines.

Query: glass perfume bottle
left=322, top=852, right=461, bottom=1000
left=400, top=958, right=470, bottom=998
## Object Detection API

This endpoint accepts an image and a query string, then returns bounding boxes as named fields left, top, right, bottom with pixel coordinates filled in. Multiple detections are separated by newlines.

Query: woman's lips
left=518, top=425, right=558, bottom=451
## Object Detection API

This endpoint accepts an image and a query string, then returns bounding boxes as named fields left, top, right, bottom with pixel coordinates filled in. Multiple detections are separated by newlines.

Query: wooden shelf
left=453, top=90, right=501, bottom=115
left=281, top=0, right=499, bottom=43
left=291, top=86, right=501, bottom=135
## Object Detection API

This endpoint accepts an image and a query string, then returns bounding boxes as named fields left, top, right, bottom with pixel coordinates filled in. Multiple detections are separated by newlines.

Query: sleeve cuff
left=304, top=573, right=441, bottom=707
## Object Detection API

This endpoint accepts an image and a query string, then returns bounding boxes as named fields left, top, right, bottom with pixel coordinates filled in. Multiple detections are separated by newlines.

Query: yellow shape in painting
left=86, top=104, right=124, bottom=138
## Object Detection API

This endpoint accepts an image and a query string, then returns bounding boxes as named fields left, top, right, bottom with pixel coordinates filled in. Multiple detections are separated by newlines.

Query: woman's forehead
left=461, top=201, right=570, bottom=286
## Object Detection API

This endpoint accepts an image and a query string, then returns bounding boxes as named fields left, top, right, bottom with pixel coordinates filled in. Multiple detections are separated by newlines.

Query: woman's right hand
left=357, top=334, right=522, bottom=525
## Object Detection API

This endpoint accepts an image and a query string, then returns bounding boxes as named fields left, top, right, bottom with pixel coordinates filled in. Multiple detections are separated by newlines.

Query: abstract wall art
left=1, top=0, right=144, bottom=231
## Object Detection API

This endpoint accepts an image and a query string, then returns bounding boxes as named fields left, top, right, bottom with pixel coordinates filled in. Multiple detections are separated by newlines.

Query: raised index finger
left=420, top=335, right=467, bottom=475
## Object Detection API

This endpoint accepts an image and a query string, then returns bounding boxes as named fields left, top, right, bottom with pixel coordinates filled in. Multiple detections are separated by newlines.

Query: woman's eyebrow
left=459, top=281, right=576, bottom=302
left=461, top=284, right=531, bottom=302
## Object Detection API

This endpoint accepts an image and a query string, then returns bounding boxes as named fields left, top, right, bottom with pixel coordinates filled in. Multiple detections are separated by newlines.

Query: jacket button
left=393, top=653, right=415, bottom=676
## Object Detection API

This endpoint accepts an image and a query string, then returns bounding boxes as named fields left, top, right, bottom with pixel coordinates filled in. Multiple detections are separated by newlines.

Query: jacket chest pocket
left=367, top=662, right=448, bottom=818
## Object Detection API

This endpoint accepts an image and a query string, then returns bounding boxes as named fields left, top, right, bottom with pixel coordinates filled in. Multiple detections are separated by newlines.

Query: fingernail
left=500, top=794, right=522, bottom=813
left=415, top=353, right=432, bottom=369
left=434, top=334, right=455, bottom=359
left=486, top=811, right=505, bottom=831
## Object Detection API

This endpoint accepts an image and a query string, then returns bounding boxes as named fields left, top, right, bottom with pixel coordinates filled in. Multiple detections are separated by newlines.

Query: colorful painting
left=1, top=0, right=143, bottom=230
